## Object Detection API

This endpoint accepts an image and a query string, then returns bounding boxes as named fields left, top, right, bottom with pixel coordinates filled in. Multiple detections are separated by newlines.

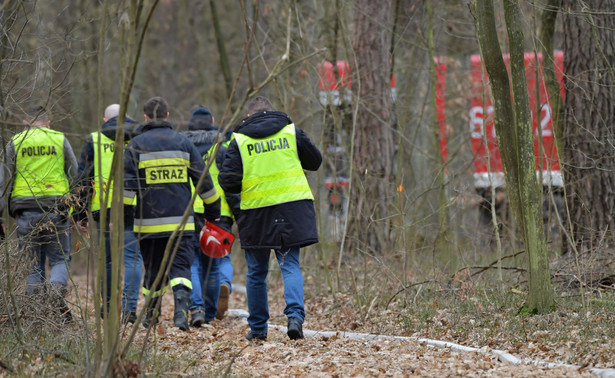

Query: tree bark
left=539, top=0, right=563, bottom=160
left=475, top=0, right=554, bottom=313
left=562, top=0, right=615, bottom=255
left=347, top=0, right=395, bottom=254
left=210, top=0, right=233, bottom=101
left=427, top=0, right=448, bottom=247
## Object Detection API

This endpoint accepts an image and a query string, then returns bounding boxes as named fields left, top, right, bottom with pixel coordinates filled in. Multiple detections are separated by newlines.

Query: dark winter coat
left=219, top=111, right=322, bottom=250
left=124, top=120, right=220, bottom=239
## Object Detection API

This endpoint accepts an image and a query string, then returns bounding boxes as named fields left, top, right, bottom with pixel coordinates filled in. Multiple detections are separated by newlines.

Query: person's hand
left=77, top=219, right=89, bottom=233
left=0, top=221, right=5, bottom=240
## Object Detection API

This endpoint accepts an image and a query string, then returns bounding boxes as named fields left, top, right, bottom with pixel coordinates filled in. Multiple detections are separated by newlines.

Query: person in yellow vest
left=219, top=96, right=322, bottom=341
left=180, top=106, right=241, bottom=327
left=76, top=104, right=143, bottom=324
left=124, top=97, right=220, bottom=331
left=0, top=105, right=79, bottom=323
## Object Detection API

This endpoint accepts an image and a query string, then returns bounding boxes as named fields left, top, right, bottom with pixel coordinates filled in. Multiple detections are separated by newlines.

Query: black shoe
left=190, top=307, right=206, bottom=328
left=122, top=311, right=137, bottom=324
left=287, top=317, right=304, bottom=340
left=60, top=305, right=73, bottom=325
left=142, top=314, right=158, bottom=328
left=50, top=283, right=72, bottom=325
left=245, top=331, right=267, bottom=341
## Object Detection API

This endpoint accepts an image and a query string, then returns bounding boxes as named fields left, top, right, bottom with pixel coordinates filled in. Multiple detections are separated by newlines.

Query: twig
left=0, top=359, right=15, bottom=374
left=451, top=248, right=526, bottom=279
left=223, top=345, right=249, bottom=378
left=385, top=280, right=432, bottom=310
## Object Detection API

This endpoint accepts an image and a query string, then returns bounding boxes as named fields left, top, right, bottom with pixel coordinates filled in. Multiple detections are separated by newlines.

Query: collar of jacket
left=235, top=111, right=292, bottom=138
left=101, top=116, right=140, bottom=140
left=140, top=120, right=173, bottom=133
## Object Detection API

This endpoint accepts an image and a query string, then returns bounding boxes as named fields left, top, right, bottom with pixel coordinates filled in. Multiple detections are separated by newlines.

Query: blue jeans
left=16, top=209, right=71, bottom=293
left=189, top=250, right=220, bottom=321
left=102, top=216, right=143, bottom=313
left=244, top=247, right=304, bottom=334
left=121, top=221, right=142, bottom=313
left=219, top=253, right=233, bottom=292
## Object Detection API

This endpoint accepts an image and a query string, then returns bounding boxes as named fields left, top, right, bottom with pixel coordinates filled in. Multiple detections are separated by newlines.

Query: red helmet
left=199, top=221, right=235, bottom=258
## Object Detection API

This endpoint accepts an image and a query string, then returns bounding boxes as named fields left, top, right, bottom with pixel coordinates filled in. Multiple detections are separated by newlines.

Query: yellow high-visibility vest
left=11, top=128, right=69, bottom=198
left=235, top=124, right=313, bottom=209
left=91, top=132, right=123, bottom=212
left=193, top=142, right=233, bottom=217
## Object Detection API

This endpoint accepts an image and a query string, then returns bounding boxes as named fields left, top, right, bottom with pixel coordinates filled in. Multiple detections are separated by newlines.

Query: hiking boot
left=245, top=331, right=267, bottom=341
left=122, top=311, right=137, bottom=324
left=142, top=297, right=161, bottom=329
left=190, top=307, right=206, bottom=328
left=287, top=317, right=304, bottom=340
left=59, top=303, right=73, bottom=324
left=173, top=286, right=191, bottom=331
left=50, top=283, right=72, bottom=325
left=216, top=283, right=230, bottom=320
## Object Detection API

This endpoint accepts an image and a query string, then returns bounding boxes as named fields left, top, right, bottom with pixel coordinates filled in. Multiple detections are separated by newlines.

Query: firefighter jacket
left=77, top=116, right=140, bottom=221
left=124, top=120, right=220, bottom=239
left=219, top=111, right=321, bottom=249
left=0, top=127, right=79, bottom=217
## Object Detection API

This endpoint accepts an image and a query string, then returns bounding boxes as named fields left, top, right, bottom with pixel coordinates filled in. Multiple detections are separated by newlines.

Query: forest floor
left=61, top=271, right=613, bottom=377
left=2, top=248, right=614, bottom=377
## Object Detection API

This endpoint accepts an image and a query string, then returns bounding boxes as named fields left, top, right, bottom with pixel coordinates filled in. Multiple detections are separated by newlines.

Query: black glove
left=215, top=217, right=233, bottom=232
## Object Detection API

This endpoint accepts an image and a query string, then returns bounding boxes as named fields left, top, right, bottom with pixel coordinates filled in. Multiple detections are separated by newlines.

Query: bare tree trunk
left=426, top=0, right=448, bottom=248
left=347, top=0, right=395, bottom=254
left=475, top=0, right=553, bottom=313
left=210, top=0, right=233, bottom=101
left=539, top=0, right=563, bottom=160
left=562, top=0, right=615, bottom=255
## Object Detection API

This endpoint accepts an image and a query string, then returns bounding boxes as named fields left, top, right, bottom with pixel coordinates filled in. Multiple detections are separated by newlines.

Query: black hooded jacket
left=76, top=116, right=140, bottom=222
left=219, top=111, right=322, bottom=250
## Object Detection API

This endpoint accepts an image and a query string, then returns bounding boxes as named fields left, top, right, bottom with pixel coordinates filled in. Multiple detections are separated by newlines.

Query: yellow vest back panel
left=11, top=128, right=69, bottom=198
left=235, top=124, right=313, bottom=209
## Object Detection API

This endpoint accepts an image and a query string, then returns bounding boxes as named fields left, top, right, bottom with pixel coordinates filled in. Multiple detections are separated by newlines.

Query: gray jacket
left=0, top=127, right=79, bottom=217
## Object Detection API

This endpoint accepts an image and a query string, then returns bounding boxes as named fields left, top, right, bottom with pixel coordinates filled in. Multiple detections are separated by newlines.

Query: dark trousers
left=140, top=236, right=194, bottom=296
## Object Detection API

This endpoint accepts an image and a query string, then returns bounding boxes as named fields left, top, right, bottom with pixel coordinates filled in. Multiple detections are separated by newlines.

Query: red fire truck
left=317, top=52, right=564, bottom=233
left=468, top=51, right=564, bottom=191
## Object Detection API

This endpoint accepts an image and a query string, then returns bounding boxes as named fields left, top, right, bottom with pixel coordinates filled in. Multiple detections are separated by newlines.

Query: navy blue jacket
left=219, top=111, right=322, bottom=250
left=124, top=120, right=220, bottom=239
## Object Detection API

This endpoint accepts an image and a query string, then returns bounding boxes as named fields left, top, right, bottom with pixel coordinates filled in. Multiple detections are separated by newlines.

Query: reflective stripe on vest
left=138, top=150, right=191, bottom=184
left=134, top=215, right=195, bottom=234
left=123, top=189, right=136, bottom=206
left=91, top=132, right=117, bottom=212
left=11, top=128, right=69, bottom=198
left=235, top=124, right=313, bottom=210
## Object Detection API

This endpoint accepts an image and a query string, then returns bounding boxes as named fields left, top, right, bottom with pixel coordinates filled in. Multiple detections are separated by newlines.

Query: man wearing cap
left=180, top=106, right=240, bottom=326
left=76, top=104, right=143, bottom=324
left=0, top=105, right=79, bottom=323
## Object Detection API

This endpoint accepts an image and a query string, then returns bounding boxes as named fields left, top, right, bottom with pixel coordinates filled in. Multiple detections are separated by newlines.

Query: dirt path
left=69, top=276, right=596, bottom=377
